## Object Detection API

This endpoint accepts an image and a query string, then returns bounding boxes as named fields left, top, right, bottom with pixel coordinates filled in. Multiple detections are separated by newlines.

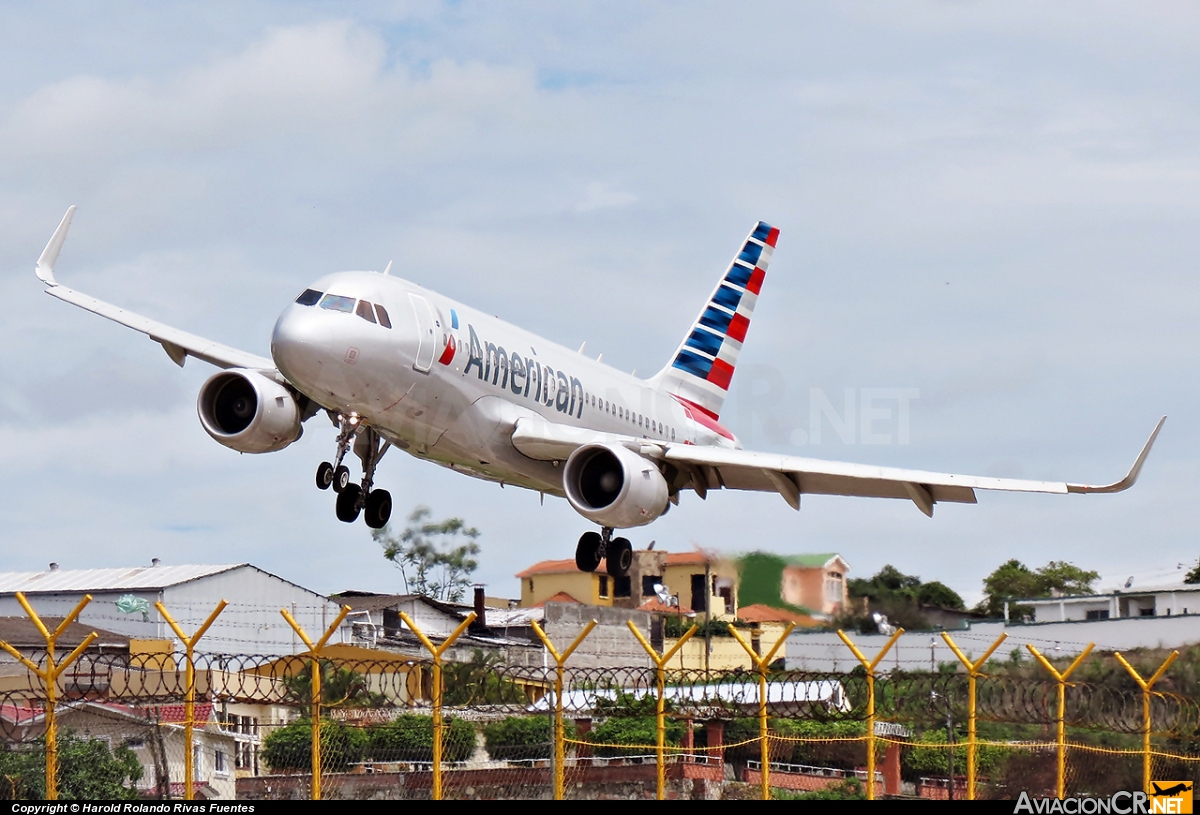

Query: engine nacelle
left=197, top=369, right=302, bottom=454
left=563, top=443, right=669, bottom=529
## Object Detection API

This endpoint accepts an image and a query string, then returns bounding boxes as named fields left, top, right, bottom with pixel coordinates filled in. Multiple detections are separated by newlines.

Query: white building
left=1020, top=582, right=1200, bottom=622
left=0, top=562, right=345, bottom=655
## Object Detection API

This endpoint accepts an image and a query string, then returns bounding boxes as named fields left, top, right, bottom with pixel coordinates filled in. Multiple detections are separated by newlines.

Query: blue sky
left=1, top=2, right=1196, bottom=606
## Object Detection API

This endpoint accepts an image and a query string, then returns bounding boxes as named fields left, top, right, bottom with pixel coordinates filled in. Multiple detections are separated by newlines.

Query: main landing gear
left=576, top=528, right=633, bottom=577
left=315, top=413, right=393, bottom=530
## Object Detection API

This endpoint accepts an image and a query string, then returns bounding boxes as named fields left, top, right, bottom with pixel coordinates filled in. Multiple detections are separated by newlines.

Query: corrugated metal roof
left=0, top=564, right=245, bottom=594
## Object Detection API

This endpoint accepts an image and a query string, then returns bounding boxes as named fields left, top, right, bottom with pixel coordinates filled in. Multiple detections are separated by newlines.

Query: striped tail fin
left=650, top=220, right=779, bottom=419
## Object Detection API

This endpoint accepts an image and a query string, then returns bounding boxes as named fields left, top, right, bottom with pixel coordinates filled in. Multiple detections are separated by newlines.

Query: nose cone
left=271, top=304, right=331, bottom=396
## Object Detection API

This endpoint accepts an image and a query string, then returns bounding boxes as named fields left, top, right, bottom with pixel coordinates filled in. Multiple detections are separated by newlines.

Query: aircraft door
left=409, top=293, right=438, bottom=373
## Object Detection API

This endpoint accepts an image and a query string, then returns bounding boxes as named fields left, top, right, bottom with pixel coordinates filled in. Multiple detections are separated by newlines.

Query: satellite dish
left=654, top=583, right=670, bottom=604
left=872, top=612, right=895, bottom=636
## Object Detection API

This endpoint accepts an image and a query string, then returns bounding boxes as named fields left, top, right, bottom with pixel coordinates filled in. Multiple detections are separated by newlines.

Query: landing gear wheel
left=575, top=531, right=603, bottom=573
left=364, top=489, right=392, bottom=530
left=606, top=537, right=633, bottom=577
left=316, top=461, right=335, bottom=490
left=332, top=465, right=351, bottom=493
left=335, top=484, right=362, bottom=523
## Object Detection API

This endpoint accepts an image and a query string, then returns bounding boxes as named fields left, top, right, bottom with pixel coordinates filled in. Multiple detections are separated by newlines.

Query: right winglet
left=1067, top=416, right=1166, bottom=494
left=35, top=206, right=76, bottom=286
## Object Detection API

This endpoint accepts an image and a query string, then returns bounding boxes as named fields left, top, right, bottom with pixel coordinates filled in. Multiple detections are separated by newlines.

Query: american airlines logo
left=462, top=324, right=585, bottom=418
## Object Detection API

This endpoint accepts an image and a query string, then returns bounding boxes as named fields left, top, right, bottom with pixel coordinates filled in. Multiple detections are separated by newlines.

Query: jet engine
left=563, top=443, right=669, bottom=528
left=197, top=369, right=302, bottom=454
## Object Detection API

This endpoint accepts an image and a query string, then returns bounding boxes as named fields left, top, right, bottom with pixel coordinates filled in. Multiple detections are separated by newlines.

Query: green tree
left=839, top=565, right=966, bottom=631
left=0, top=732, right=142, bottom=800
left=975, top=559, right=1099, bottom=620
left=283, top=660, right=386, bottom=708
left=1184, top=559, right=1200, bottom=584
left=442, top=649, right=525, bottom=706
left=374, top=507, right=481, bottom=602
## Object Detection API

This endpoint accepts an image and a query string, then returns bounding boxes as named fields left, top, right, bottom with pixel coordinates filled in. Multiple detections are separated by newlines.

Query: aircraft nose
left=271, top=304, right=331, bottom=390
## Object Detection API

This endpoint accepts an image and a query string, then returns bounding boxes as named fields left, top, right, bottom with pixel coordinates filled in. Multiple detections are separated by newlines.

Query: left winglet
left=35, top=206, right=76, bottom=285
left=1067, top=416, right=1166, bottom=494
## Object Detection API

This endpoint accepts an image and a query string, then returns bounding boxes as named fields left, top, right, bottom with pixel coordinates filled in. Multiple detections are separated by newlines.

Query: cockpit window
left=320, top=294, right=356, bottom=313
left=375, top=304, right=392, bottom=329
left=295, top=289, right=322, bottom=306
left=355, top=300, right=377, bottom=323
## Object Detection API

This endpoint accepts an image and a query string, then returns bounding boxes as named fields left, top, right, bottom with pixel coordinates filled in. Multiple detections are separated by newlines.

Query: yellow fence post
left=0, top=592, right=97, bottom=801
left=155, top=600, right=227, bottom=801
left=728, top=622, right=796, bottom=800
left=1027, top=642, right=1094, bottom=798
left=398, top=610, right=476, bottom=801
left=281, top=604, right=352, bottom=800
left=1115, top=650, right=1179, bottom=794
left=941, top=631, right=1008, bottom=801
left=627, top=621, right=698, bottom=801
left=531, top=619, right=597, bottom=800
left=836, top=627, right=904, bottom=801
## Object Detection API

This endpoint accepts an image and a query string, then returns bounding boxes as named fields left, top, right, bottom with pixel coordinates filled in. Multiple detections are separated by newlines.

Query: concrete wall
left=541, top=602, right=652, bottom=669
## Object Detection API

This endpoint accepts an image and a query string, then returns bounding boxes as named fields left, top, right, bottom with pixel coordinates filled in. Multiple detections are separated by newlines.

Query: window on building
left=1139, top=607, right=1156, bottom=617
left=215, top=749, right=226, bottom=774
left=614, top=576, right=631, bottom=598
left=598, top=576, right=609, bottom=599
left=825, top=572, right=844, bottom=604
left=642, top=575, right=663, bottom=598
left=1085, top=609, right=1110, bottom=620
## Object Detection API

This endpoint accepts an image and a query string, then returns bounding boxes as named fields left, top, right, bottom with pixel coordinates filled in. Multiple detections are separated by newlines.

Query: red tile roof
left=532, top=592, right=583, bottom=607
left=638, top=598, right=694, bottom=615
left=736, top=604, right=821, bottom=627
left=156, top=703, right=214, bottom=724
left=516, top=559, right=599, bottom=578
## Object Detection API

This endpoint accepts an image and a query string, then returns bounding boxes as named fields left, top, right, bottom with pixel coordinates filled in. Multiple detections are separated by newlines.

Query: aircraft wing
left=658, top=418, right=1165, bottom=516
left=35, top=207, right=277, bottom=373
left=512, top=413, right=1166, bottom=517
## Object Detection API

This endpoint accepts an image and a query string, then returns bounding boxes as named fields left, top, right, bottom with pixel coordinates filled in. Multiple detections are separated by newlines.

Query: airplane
left=1151, top=782, right=1193, bottom=797
left=33, top=207, right=1166, bottom=578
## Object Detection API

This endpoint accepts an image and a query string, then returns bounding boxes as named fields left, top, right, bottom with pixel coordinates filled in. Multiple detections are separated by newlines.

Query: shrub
left=261, top=718, right=368, bottom=772
left=585, top=716, right=684, bottom=758
left=366, top=714, right=476, bottom=763
left=483, top=716, right=574, bottom=761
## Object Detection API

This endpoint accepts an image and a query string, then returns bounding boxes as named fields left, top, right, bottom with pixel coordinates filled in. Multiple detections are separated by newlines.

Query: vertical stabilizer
left=649, top=221, right=778, bottom=419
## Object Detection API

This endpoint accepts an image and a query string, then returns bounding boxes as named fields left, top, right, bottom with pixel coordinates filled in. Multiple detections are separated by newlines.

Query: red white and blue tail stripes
left=655, top=221, right=778, bottom=419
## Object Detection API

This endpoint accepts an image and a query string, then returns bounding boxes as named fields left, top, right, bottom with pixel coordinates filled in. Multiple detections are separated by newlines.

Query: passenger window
left=375, top=304, right=392, bottom=328
left=355, top=300, right=377, bottom=323
left=295, top=289, right=322, bottom=306
left=320, top=294, right=356, bottom=313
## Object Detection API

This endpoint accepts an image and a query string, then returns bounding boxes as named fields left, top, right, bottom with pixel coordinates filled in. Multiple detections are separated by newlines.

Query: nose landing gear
left=575, top=528, right=633, bottom=577
left=317, top=414, right=393, bottom=529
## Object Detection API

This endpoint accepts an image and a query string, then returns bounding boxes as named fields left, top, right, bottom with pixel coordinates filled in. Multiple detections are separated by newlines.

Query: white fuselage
left=270, top=271, right=738, bottom=495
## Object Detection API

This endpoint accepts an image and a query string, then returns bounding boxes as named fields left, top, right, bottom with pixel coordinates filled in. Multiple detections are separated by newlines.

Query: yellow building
left=516, top=549, right=739, bottom=616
